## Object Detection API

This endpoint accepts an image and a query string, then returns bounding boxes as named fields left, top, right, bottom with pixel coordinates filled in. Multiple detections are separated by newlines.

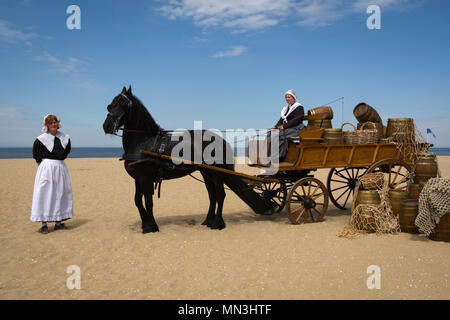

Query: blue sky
left=0, top=0, right=449, bottom=147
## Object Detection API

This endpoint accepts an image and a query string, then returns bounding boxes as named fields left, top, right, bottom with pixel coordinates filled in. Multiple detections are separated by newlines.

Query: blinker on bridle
left=120, top=93, right=133, bottom=107
left=107, top=93, right=132, bottom=136
left=108, top=93, right=132, bottom=117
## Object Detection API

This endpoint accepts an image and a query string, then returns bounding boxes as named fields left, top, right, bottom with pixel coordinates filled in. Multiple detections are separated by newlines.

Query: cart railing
left=276, top=138, right=419, bottom=171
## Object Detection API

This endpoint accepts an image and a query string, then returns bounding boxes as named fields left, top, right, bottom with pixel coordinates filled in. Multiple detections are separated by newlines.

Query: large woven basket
left=358, top=122, right=379, bottom=144
left=342, top=122, right=358, bottom=144
left=342, top=122, right=380, bottom=144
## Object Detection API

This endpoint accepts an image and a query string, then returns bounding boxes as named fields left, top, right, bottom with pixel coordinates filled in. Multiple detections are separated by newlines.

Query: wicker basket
left=360, top=172, right=384, bottom=190
left=358, top=122, right=379, bottom=144
left=342, top=122, right=358, bottom=144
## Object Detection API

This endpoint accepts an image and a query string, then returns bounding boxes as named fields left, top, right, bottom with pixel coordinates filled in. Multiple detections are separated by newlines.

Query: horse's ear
left=122, top=86, right=127, bottom=93
left=127, top=85, right=132, bottom=95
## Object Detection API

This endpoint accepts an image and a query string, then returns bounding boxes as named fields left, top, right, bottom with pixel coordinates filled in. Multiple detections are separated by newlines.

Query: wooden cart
left=141, top=133, right=422, bottom=225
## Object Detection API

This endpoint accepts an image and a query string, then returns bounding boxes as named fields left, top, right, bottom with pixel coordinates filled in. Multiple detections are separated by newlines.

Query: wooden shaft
left=139, top=149, right=277, bottom=183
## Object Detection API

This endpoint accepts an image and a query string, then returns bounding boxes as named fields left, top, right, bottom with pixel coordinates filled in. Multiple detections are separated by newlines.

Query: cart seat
left=288, top=136, right=300, bottom=144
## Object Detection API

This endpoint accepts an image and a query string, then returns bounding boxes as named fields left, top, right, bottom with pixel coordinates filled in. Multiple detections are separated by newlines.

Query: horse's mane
left=129, top=95, right=162, bottom=134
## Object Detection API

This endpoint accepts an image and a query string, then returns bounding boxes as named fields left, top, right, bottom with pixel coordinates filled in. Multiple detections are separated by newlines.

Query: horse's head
left=103, top=86, right=133, bottom=135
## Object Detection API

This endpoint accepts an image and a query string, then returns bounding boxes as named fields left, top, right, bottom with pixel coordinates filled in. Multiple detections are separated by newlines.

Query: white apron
left=30, top=159, right=74, bottom=222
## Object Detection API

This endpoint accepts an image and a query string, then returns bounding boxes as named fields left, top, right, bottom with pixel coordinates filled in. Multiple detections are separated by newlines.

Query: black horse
left=103, top=86, right=240, bottom=233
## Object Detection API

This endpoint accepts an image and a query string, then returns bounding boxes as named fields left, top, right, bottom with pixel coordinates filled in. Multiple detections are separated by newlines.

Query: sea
left=0, top=147, right=449, bottom=159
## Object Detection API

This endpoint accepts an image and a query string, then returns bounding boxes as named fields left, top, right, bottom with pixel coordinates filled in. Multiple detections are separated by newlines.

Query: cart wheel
left=366, top=158, right=412, bottom=190
left=287, top=177, right=329, bottom=224
left=327, top=167, right=368, bottom=210
left=252, top=180, right=287, bottom=213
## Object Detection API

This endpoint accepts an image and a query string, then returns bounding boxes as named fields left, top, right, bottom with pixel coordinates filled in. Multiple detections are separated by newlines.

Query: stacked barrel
left=353, top=173, right=384, bottom=232
left=414, top=152, right=438, bottom=187
left=353, top=103, right=384, bottom=142
left=306, top=106, right=345, bottom=144
left=385, top=118, right=415, bottom=143
left=429, top=214, right=450, bottom=243
left=398, top=152, right=439, bottom=235
left=307, top=106, right=333, bottom=129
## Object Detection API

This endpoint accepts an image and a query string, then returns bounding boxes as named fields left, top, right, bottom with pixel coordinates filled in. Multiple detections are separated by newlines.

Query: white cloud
left=294, top=0, right=347, bottom=28
left=0, top=19, right=37, bottom=45
left=33, top=52, right=61, bottom=66
left=211, top=45, right=247, bottom=58
left=0, top=106, right=24, bottom=119
left=223, top=14, right=279, bottom=31
left=157, top=0, right=423, bottom=31
left=33, top=52, right=89, bottom=74
left=33, top=52, right=104, bottom=91
left=159, top=0, right=293, bottom=32
left=352, top=0, right=413, bottom=12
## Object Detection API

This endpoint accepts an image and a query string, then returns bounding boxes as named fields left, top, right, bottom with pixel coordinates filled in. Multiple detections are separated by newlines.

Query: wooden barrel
left=356, top=190, right=381, bottom=205
left=388, top=189, right=409, bottom=216
left=324, top=128, right=344, bottom=144
left=414, top=175, right=434, bottom=186
left=353, top=103, right=382, bottom=124
left=354, top=190, right=381, bottom=232
left=414, top=152, right=438, bottom=186
left=428, top=213, right=450, bottom=243
left=308, top=119, right=332, bottom=128
left=407, top=183, right=422, bottom=199
left=308, top=106, right=333, bottom=120
left=399, top=199, right=420, bottom=234
left=386, top=118, right=415, bottom=142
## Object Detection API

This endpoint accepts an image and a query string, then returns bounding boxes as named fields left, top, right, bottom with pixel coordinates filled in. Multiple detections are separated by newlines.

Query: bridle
left=120, top=93, right=133, bottom=107
left=108, top=93, right=165, bottom=137
left=107, top=93, right=133, bottom=136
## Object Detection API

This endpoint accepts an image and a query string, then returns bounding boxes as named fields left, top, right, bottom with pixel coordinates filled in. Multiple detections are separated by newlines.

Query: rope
left=338, top=173, right=399, bottom=239
left=118, top=127, right=270, bottom=144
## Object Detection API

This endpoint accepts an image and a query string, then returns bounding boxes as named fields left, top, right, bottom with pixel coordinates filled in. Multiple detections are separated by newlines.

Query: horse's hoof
left=202, top=219, right=214, bottom=227
left=210, top=221, right=226, bottom=230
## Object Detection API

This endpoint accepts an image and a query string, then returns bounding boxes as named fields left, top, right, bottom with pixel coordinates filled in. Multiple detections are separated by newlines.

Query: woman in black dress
left=31, top=115, right=73, bottom=234
left=270, top=89, right=305, bottom=159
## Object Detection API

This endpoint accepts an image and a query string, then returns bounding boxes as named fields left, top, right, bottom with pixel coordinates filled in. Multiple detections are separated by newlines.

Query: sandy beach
left=0, top=156, right=449, bottom=300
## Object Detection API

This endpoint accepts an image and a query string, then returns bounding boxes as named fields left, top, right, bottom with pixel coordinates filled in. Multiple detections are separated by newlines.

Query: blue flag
left=427, top=128, right=436, bottom=138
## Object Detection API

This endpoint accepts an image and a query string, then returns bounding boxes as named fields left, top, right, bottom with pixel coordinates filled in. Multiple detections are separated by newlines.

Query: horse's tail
left=223, top=174, right=276, bottom=215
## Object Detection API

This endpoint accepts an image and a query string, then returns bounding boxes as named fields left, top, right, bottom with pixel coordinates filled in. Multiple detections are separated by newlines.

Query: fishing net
left=385, top=120, right=426, bottom=151
left=384, top=120, right=438, bottom=178
left=338, top=119, right=439, bottom=239
left=415, top=177, right=450, bottom=236
left=338, top=172, right=400, bottom=239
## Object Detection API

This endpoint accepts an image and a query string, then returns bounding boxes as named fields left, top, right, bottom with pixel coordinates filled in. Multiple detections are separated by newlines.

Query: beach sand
left=0, top=156, right=449, bottom=300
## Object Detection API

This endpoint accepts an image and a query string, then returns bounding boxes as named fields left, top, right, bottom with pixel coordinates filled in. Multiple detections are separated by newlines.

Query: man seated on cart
left=268, top=89, right=305, bottom=160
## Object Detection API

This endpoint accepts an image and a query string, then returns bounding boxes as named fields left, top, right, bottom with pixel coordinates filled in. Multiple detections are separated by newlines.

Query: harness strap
left=155, top=166, right=164, bottom=198
left=158, top=134, right=170, bottom=154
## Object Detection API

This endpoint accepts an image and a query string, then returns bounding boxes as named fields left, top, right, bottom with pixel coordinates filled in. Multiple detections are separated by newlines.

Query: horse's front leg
left=135, top=178, right=159, bottom=233
left=211, top=173, right=226, bottom=230
left=134, top=180, right=148, bottom=227
left=200, top=170, right=216, bottom=227
left=142, top=179, right=159, bottom=233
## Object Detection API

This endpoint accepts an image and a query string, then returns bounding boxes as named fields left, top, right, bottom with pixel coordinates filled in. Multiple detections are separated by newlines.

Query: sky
left=0, top=0, right=449, bottom=147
